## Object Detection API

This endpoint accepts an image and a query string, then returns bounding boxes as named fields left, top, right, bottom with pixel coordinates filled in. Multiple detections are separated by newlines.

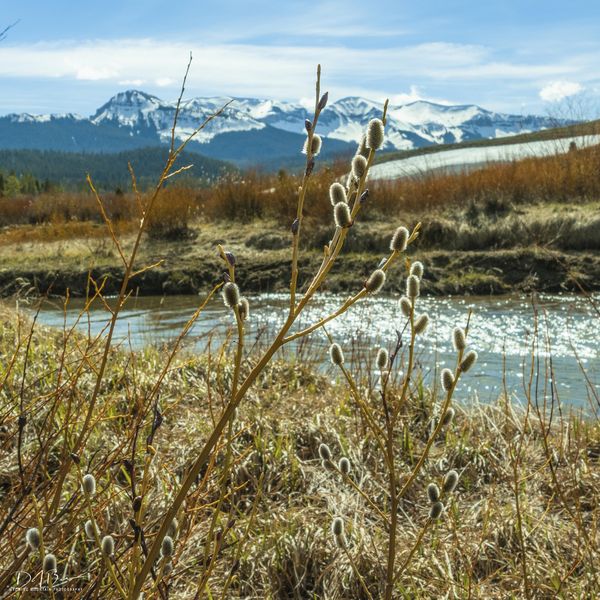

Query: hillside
left=0, top=147, right=234, bottom=189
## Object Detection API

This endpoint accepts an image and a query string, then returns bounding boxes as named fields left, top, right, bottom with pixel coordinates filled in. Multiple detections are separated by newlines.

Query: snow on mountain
left=89, top=91, right=562, bottom=150
left=0, top=90, right=573, bottom=162
left=369, top=135, right=600, bottom=180
left=7, top=112, right=84, bottom=124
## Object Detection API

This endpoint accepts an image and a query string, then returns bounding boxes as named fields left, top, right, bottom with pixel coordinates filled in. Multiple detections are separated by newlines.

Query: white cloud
left=75, top=66, right=118, bottom=81
left=388, top=85, right=452, bottom=106
left=539, top=80, right=584, bottom=102
left=119, top=79, right=145, bottom=86
left=0, top=38, right=530, bottom=99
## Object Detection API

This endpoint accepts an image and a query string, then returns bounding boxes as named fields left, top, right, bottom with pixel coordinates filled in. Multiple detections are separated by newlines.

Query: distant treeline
left=0, top=147, right=235, bottom=192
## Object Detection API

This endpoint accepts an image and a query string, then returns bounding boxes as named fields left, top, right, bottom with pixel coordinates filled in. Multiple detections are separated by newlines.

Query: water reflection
left=35, top=293, right=600, bottom=408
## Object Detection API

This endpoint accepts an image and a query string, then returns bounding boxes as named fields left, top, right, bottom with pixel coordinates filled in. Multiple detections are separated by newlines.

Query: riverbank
left=1, top=204, right=599, bottom=298
left=0, top=305, right=598, bottom=597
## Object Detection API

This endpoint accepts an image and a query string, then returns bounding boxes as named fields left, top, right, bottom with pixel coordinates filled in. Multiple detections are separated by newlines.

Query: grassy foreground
left=0, top=304, right=599, bottom=598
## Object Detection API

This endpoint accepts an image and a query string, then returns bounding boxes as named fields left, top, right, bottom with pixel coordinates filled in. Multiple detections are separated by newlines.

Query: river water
left=34, top=293, right=600, bottom=409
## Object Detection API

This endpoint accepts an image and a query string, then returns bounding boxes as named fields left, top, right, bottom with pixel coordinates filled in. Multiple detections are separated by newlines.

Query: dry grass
left=0, top=306, right=598, bottom=598
left=3, top=143, right=600, bottom=239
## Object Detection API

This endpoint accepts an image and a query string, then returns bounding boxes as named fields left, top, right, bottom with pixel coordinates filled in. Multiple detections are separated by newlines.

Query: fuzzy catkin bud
left=366, top=118, right=384, bottom=150
left=163, top=561, right=173, bottom=577
left=407, top=275, right=420, bottom=299
left=161, top=536, right=174, bottom=558
left=443, top=470, right=459, bottom=493
left=338, top=457, right=351, bottom=475
left=427, top=483, right=440, bottom=503
left=390, top=227, right=409, bottom=252
left=441, top=407, right=455, bottom=427
left=303, top=134, right=322, bottom=156
left=82, top=474, right=96, bottom=496
left=222, top=282, right=240, bottom=308
left=329, top=182, right=347, bottom=206
left=429, top=502, right=444, bottom=520
left=167, top=518, right=179, bottom=539
left=351, top=155, right=367, bottom=179
left=413, top=313, right=429, bottom=335
left=84, top=520, right=100, bottom=541
left=101, top=535, right=115, bottom=557
left=43, top=553, right=57, bottom=572
left=410, top=261, right=424, bottom=279
left=399, top=296, right=412, bottom=318
left=365, top=269, right=386, bottom=294
left=356, top=134, right=370, bottom=160
left=329, top=343, right=344, bottom=367
left=453, top=327, right=466, bottom=352
left=333, top=202, right=352, bottom=228
left=318, top=92, right=329, bottom=111
left=376, top=348, right=389, bottom=370
left=331, top=517, right=344, bottom=537
left=460, top=350, right=478, bottom=373
left=318, top=443, right=332, bottom=462
left=441, top=368, right=455, bottom=392
left=26, top=527, right=41, bottom=550
left=238, top=297, right=250, bottom=321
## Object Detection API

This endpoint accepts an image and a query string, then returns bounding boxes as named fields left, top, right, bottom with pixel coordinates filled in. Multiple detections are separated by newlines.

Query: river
left=33, top=292, right=599, bottom=409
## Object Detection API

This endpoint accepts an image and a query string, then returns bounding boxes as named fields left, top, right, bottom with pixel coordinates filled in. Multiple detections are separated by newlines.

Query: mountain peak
left=0, top=90, right=573, bottom=163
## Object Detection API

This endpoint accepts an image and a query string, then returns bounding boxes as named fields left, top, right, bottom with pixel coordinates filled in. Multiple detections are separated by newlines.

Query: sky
left=1, top=0, right=600, bottom=118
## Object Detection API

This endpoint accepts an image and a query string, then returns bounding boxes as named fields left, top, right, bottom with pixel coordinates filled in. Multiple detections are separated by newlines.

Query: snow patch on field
left=370, top=135, right=600, bottom=180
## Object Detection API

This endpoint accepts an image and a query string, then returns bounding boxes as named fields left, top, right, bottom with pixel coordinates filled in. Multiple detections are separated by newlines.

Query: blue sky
left=1, top=0, right=599, bottom=117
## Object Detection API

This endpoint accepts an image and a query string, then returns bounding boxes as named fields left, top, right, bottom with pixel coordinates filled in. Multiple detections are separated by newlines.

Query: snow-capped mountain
left=0, top=90, right=570, bottom=166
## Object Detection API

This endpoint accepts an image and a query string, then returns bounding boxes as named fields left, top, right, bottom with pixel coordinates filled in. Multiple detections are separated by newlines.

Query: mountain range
left=0, top=90, right=571, bottom=168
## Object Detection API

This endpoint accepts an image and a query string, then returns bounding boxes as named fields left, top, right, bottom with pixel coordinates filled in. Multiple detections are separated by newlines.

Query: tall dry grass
left=3, top=140, right=600, bottom=237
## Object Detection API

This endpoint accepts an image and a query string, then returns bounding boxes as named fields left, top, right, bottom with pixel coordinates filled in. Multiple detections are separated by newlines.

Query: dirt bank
left=0, top=245, right=596, bottom=298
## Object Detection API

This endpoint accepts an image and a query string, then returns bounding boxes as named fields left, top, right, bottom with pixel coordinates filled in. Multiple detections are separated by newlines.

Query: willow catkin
left=407, top=274, right=420, bottom=299
left=460, top=350, right=478, bottom=373
left=101, top=535, right=115, bottom=557
left=43, top=553, right=57, bottom=572
left=329, top=182, right=347, bottom=206
left=84, top=520, right=99, bottom=540
left=332, top=517, right=344, bottom=537
left=390, top=227, right=409, bottom=252
left=329, top=343, right=344, bottom=366
left=413, top=313, right=429, bottom=334
left=443, top=470, right=460, bottom=493
left=441, top=407, right=455, bottom=427
left=427, top=483, right=440, bottom=503
left=399, top=296, right=412, bottom=318
left=161, top=536, right=174, bottom=558
left=366, top=118, right=385, bottom=150
left=238, top=297, right=250, bottom=321
left=318, top=443, right=332, bottom=461
left=222, top=282, right=240, bottom=308
left=26, top=528, right=41, bottom=550
left=365, top=269, right=386, bottom=294
left=410, top=261, right=424, bottom=279
left=338, top=457, right=351, bottom=475
left=453, top=327, right=466, bottom=351
left=429, top=502, right=444, bottom=520
left=333, top=201, right=352, bottom=228
left=356, top=134, right=370, bottom=160
left=441, top=368, right=455, bottom=392
left=351, top=155, right=368, bottom=179
left=82, top=473, right=96, bottom=496
left=303, top=134, right=322, bottom=156
left=167, top=518, right=179, bottom=539
left=376, top=348, right=389, bottom=370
